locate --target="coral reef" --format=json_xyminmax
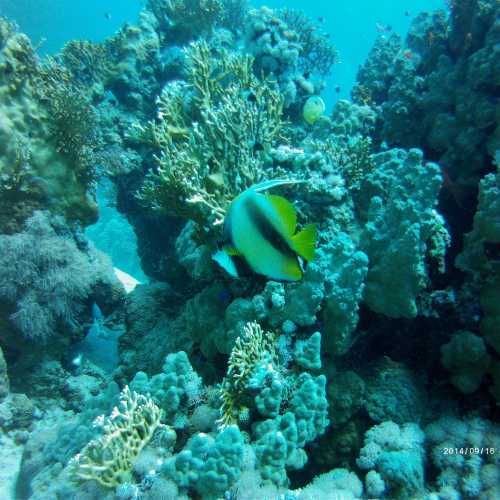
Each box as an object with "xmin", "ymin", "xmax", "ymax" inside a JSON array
[
  {"xmin": 244, "ymin": 6, "xmax": 335, "ymax": 106},
  {"xmin": 357, "ymin": 421, "xmax": 426, "ymax": 498},
  {"xmin": 0, "ymin": 346, "xmax": 8, "ymax": 400},
  {"xmin": 1, "ymin": 0, "xmax": 499, "ymax": 499},
  {"xmin": 353, "ymin": 1, "xmax": 499, "ymax": 186},
  {"xmin": 130, "ymin": 351, "xmax": 202, "ymax": 429},
  {"xmin": 425, "ymin": 416, "xmax": 500, "ymax": 499}
]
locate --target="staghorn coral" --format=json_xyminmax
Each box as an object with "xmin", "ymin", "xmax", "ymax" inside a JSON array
[
  {"xmin": 218, "ymin": 321, "xmax": 277, "ymax": 428},
  {"xmin": 69, "ymin": 386, "xmax": 172, "ymax": 488},
  {"xmin": 139, "ymin": 40, "xmax": 285, "ymax": 235}
]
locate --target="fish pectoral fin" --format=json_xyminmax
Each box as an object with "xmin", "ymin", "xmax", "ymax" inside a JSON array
[
  {"xmin": 266, "ymin": 194, "xmax": 297, "ymax": 235},
  {"xmin": 212, "ymin": 249, "xmax": 239, "ymax": 278},
  {"xmin": 290, "ymin": 223, "xmax": 317, "ymax": 262},
  {"xmin": 223, "ymin": 245, "xmax": 242, "ymax": 257}
]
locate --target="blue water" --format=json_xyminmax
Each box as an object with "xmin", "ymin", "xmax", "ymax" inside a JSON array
[{"xmin": 0, "ymin": 0, "xmax": 445, "ymax": 106}]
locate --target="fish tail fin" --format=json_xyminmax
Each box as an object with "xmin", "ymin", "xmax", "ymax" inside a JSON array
[{"xmin": 291, "ymin": 223, "xmax": 317, "ymax": 262}]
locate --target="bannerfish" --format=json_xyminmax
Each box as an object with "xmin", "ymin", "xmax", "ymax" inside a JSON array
[{"xmin": 213, "ymin": 179, "xmax": 317, "ymax": 282}]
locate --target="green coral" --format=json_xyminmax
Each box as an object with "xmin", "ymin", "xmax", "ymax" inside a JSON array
[
  {"xmin": 320, "ymin": 135, "xmax": 374, "ymax": 191},
  {"xmin": 139, "ymin": 41, "xmax": 285, "ymax": 235},
  {"xmin": 59, "ymin": 39, "xmax": 118, "ymax": 88},
  {"xmin": 34, "ymin": 59, "xmax": 97, "ymax": 182},
  {"xmin": 69, "ymin": 386, "xmax": 172, "ymax": 488}
]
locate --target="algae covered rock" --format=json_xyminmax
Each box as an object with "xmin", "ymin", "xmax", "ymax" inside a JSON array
[
  {"xmin": 441, "ymin": 330, "xmax": 491, "ymax": 394},
  {"xmin": 0, "ymin": 18, "xmax": 100, "ymax": 232}
]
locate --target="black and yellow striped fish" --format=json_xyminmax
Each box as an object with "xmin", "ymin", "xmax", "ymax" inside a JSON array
[{"xmin": 213, "ymin": 180, "xmax": 317, "ymax": 281}]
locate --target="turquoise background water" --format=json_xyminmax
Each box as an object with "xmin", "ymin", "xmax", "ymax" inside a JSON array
[{"xmin": 1, "ymin": 0, "xmax": 445, "ymax": 101}]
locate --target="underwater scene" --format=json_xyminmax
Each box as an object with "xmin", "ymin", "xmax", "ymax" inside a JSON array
[{"xmin": 0, "ymin": 0, "xmax": 499, "ymax": 498}]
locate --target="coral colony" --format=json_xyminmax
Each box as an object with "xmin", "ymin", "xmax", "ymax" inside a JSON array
[{"xmin": 0, "ymin": 0, "xmax": 499, "ymax": 499}]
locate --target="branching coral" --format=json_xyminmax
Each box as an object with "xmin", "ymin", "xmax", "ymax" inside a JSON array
[
  {"xmin": 319, "ymin": 136, "xmax": 374, "ymax": 191},
  {"xmin": 218, "ymin": 321, "xmax": 277, "ymax": 428},
  {"xmin": 34, "ymin": 59, "xmax": 98, "ymax": 184},
  {"xmin": 59, "ymin": 39, "xmax": 120, "ymax": 88},
  {"xmin": 139, "ymin": 41, "xmax": 285, "ymax": 234},
  {"xmin": 69, "ymin": 386, "xmax": 171, "ymax": 488},
  {"xmin": 0, "ymin": 19, "xmax": 99, "ymax": 229},
  {"xmin": 278, "ymin": 9, "xmax": 338, "ymax": 77},
  {"xmin": 147, "ymin": 0, "xmax": 224, "ymax": 40}
]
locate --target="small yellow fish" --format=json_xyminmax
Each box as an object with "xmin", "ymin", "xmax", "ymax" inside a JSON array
[
  {"xmin": 213, "ymin": 180, "xmax": 317, "ymax": 281},
  {"xmin": 303, "ymin": 95, "xmax": 325, "ymax": 125}
]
